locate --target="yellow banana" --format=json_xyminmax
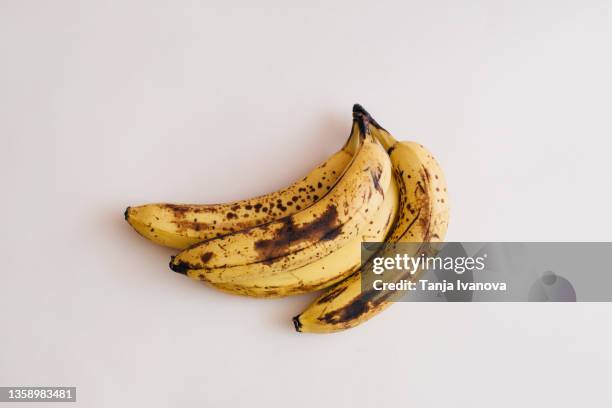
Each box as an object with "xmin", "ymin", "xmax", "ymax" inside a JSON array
[
  {"xmin": 125, "ymin": 130, "xmax": 360, "ymax": 249},
  {"xmin": 188, "ymin": 176, "xmax": 398, "ymax": 297},
  {"xmin": 170, "ymin": 108, "xmax": 393, "ymax": 278},
  {"xmin": 293, "ymin": 108, "xmax": 449, "ymax": 333}
]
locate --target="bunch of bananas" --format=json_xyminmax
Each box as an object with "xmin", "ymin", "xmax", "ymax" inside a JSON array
[{"xmin": 125, "ymin": 105, "xmax": 449, "ymax": 333}]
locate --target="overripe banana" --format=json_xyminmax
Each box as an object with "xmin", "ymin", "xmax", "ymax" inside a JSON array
[
  {"xmin": 125, "ymin": 130, "xmax": 360, "ymax": 249},
  {"xmin": 124, "ymin": 103, "xmax": 450, "ymax": 334},
  {"xmin": 170, "ymin": 109, "xmax": 393, "ymax": 278},
  {"xmin": 188, "ymin": 174, "xmax": 398, "ymax": 297},
  {"xmin": 293, "ymin": 107, "xmax": 449, "ymax": 333}
]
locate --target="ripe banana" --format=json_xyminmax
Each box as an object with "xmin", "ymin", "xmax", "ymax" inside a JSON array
[
  {"xmin": 124, "ymin": 130, "xmax": 360, "ymax": 249},
  {"xmin": 293, "ymin": 107, "xmax": 450, "ymax": 333},
  {"xmin": 170, "ymin": 109, "xmax": 393, "ymax": 279},
  {"xmin": 188, "ymin": 174, "xmax": 398, "ymax": 297}
]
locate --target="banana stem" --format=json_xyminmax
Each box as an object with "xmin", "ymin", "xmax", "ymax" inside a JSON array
[
  {"xmin": 373, "ymin": 127, "xmax": 397, "ymax": 151},
  {"xmin": 342, "ymin": 123, "xmax": 362, "ymax": 155}
]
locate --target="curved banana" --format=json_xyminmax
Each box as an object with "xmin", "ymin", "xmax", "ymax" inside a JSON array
[
  {"xmin": 170, "ymin": 108, "xmax": 393, "ymax": 278},
  {"xmin": 124, "ymin": 130, "xmax": 361, "ymax": 249},
  {"xmin": 190, "ymin": 176, "xmax": 398, "ymax": 297},
  {"xmin": 293, "ymin": 108, "xmax": 449, "ymax": 333}
]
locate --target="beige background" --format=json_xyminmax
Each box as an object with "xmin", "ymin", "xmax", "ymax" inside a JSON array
[{"xmin": 2, "ymin": 1, "xmax": 611, "ymax": 407}]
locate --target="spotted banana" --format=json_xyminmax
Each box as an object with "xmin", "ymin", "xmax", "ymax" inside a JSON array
[
  {"xmin": 125, "ymin": 130, "xmax": 360, "ymax": 249},
  {"xmin": 187, "ymin": 172, "xmax": 398, "ymax": 297},
  {"xmin": 293, "ymin": 107, "xmax": 449, "ymax": 333},
  {"xmin": 170, "ymin": 108, "xmax": 393, "ymax": 279}
]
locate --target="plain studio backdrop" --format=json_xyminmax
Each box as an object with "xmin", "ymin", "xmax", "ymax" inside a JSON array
[{"xmin": 1, "ymin": 1, "xmax": 611, "ymax": 407}]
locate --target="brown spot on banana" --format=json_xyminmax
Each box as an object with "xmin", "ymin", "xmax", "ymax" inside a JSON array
[
  {"xmin": 370, "ymin": 166, "xmax": 385, "ymax": 198},
  {"xmin": 316, "ymin": 284, "xmax": 349, "ymax": 305},
  {"xmin": 172, "ymin": 219, "xmax": 212, "ymax": 232},
  {"xmin": 422, "ymin": 165, "xmax": 431, "ymax": 182},
  {"xmin": 254, "ymin": 204, "xmax": 342, "ymax": 264},
  {"xmin": 318, "ymin": 289, "xmax": 391, "ymax": 325},
  {"xmin": 163, "ymin": 204, "xmax": 192, "ymax": 217}
]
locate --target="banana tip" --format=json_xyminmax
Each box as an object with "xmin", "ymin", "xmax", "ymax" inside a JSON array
[
  {"xmin": 124, "ymin": 206, "xmax": 130, "ymax": 221},
  {"xmin": 169, "ymin": 256, "xmax": 188, "ymax": 275},
  {"xmin": 292, "ymin": 315, "xmax": 303, "ymax": 332}
]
